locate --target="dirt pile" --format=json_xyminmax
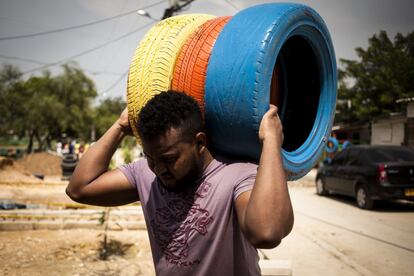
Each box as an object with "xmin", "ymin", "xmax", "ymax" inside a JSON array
[
  {"xmin": 17, "ymin": 152, "xmax": 62, "ymax": 175},
  {"xmin": 0, "ymin": 157, "xmax": 41, "ymax": 183},
  {"xmin": 0, "ymin": 229, "xmax": 155, "ymax": 276},
  {"xmin": 0, "ymin": 157, "xmax": 14, "ymax": 169}
]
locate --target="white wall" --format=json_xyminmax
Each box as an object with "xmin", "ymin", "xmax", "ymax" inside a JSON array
[
  {"xmin": 371, "ymin": 117, "xmax": 406, "ymax": 145},
  {"xmin": 407, "ymin": 102, "xmax": 414, "ymax": 118}
]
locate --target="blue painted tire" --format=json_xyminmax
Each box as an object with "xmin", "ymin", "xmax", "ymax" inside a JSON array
[
  {"xmin": 325, "ymin": 137, "xmax": 339, "ymax": 153},
  {"xmin": 342, "ymin": 140, "xmax": 352, "ymax": 150},
  {"xmin": 205, "ymin": 3, "xmax": 337, "ymax": 180}
]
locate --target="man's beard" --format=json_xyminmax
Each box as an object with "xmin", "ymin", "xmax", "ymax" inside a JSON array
[{"xmin": 158, "ymin": 156, "xmax": 202, "ymax": 193}]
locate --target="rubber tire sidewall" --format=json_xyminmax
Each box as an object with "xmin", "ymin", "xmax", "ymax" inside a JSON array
[
  {"xmin": 205, "ymin": 3, "xmax": 337, "ymax": 180},
  {"xmin": 127, "ymin": 14, "xmax": 215, "ymax": 141},
  {"xmin": 172, "ymin": 16, "xmax": 231, "ymax": 112},
  {"xmin": 326, "ymin": 137, "xmax": 339, "ymax": 153},
  {"xmin": 61, "ymin": 162, "xmax": 77, "ymax": 172}
]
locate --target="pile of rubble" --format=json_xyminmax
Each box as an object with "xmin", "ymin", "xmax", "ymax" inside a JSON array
[{"xmin": 0, "ymin": 157, "xmax": 41, "ymax": 184}]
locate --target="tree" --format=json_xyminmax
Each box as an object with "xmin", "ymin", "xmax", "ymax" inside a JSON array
[
  {"xmin": 23, "ymin": 63, "xmax": 97, "ymax": 151},
  {"xmin": 0, "ymin": 65, "xmax": 26, "ymax": 137},
  {"xmin": 93, "ymin": 97, "xmax": 126, "ymax": 139},
  {"xmin": 0, "ymin": 62, "xmax": 97, "ymax": 152},
  {"xmin": 336, "ymin": 30, "xmax": 414, "ymax": 124},
  {"xmin": 24, "ymin": 72, "xmax": 62, "ymax": 152}
]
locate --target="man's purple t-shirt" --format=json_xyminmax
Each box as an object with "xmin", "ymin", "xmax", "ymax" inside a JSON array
[{"xmin": 119, "ymin": 157, "xmax": 260, "ymax": 276}]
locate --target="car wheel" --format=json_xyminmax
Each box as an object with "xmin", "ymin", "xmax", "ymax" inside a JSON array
[
  {"xmin": 316, "ymin": 178, "xmax": 327, "ymax": 196},
  {"xmin": 356, "ymin": 185, "xmax": 374, "ymax": 209}
]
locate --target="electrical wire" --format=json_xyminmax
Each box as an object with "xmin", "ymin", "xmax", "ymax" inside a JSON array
[
  {"xmin": 0, "ymin": 0, "xmax": 167, "ymax": 41},
  {"xmin": 102, "ymin": 0, "xmax": 198, "ymax": 96},
  {"xmin": 223, "ymin": 0, "xmax": 240, "ymax": 11},
  {"xmin": 0, "ymin": 52, "xmax": 128, "ymax": 98},
  {"xmin": 21, "ymin": 21, "xmax": 154, "ymax": 75},
  {"xmin": 0, "ymin": 54, "xmax": 124, "ymax": 76},
  {"xmin": 0, "ymin": 54, "xmax": 46, "ymax": 65},
  {"xmin": 97, "ymin": 0, "xmax": 129, "ymax": 70},
  {"xmin": 100, "ymin": 71, "xmax": 128, "ymax": 96}
]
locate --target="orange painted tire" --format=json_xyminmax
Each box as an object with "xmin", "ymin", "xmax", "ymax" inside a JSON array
[
  {"xmin": 127, "ymin": 14, "xmax": 214, "ymax": 142},
  {"xmin": 172, "ymin": 16, "xmax": 231, "ymax": 112}
]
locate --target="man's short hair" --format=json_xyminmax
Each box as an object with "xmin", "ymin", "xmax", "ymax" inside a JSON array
[{"xmin": 137, "ymin": 91, "xmax": 203, "ymax": 142}]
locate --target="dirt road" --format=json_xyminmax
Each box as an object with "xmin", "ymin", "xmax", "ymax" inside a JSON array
[
  {"xmin": 1, "ymin": 173, "xmax": 413, "ymax": 275},
  {"xmin": 0, "ymin": 229, "xmax": 155, "ymax": 276},
  {"xmin": 263, "ymin": 185, "xmax": 414, "ymax": 276}
]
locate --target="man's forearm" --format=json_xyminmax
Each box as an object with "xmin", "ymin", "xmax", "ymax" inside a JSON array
[
  {"xmin": 67, "ymin": 121, "xmax": 126, "ymax": 195},
  {"xmin": 244, "ymin": 139, "xmax": 294, "ymax": 246}
]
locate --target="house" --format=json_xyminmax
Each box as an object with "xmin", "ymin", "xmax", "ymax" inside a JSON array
[
  {"xmin": 332, "ymin": 97, "xmax": 414, "ymax": 148},
  {"xmin": 371, "ymin": 98, "xmax": 414, "ymax": 147}
]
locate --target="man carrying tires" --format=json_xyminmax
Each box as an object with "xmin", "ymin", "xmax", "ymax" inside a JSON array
[{"xmin": 66, "ymin": 91, "xmax": 294, "ymax": 276}]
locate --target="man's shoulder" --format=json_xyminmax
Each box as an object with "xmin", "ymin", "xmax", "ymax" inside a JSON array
[
  {"xmin": 210, "ymin": 157, "xmax": 257, "ymax": 197},
  {"xmin": 119, "ymin": 158, "xmax": 153, "ymax": 177},
  {"xmin": 213, "ymin": 156, "xmax": 258, "ymax": 177}
]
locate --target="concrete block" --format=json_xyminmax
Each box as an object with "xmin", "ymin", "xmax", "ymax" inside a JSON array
[
  {"xmin": 0, "ymin": 221, "xmax": 34, "ymax": 231},
  {"xmin": 259, "ymin": 260, "xmax": 292, "ymax": 276},
  {"xmin": 108, "ymin": 221, "xmax": 147, "ymax": 230}
]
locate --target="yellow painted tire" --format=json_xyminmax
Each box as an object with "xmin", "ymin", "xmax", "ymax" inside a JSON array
[{"xmin": 127, "ymin": 14, "xmax": 215, "ymax": 140}]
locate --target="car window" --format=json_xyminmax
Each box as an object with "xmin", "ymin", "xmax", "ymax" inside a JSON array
[
  {"xmin": 366, "ymin": 147, "xmax": 414, "ymax": 162},
  {"xmin": 331, "ymin": 150, "xmax": 348, "ymax": 165},
  {"xmin": 345, "ymin": 149, "xmax": 360, "ymax": 166}
]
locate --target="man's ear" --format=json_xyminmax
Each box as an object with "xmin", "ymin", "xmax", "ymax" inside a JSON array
[{"xmin": 195, "ymin": 132, "xmax": 207, "ymax": 152}]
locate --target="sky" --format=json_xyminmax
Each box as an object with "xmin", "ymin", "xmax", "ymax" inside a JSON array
[{"xmin": 0, "ymin": 0, "xmax": 413, "ymax": 100}]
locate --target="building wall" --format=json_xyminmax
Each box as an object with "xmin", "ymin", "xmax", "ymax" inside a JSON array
[
  {"xmin": 407, "ymin": 102, "xmax": 414, "ymax": 118},
  {"xmin": 406, "ymin": 118, "xmax": 414, "ymax": 148},
  {"xmin": 332, "ymin": 123, "xmax": 370, "ymax": 145},
  {"xmin": 371, "ymin": 117, "xmax": 406, "ymax": 145}
]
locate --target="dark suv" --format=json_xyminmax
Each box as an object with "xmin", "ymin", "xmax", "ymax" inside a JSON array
[{"xmin": 316, "ymin": 145, "xmax": 414, "ymax": 209}]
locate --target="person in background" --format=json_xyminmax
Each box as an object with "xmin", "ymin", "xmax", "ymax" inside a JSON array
[
  {"xmin": 56, "ymin": 140, "xmax": 62, "ymax": 156},
  {"xmin": 78, "ymin": 144, "xmax": 85, "ymax": 159},
  {"xmin": 68, "ymin": 141, "xmax": 75, "ymax": 155}
]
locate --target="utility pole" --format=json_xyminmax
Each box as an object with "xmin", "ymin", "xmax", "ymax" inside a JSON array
[{"xmin": 162, "ymin": 0, "xmax": 196, "ymax": 19}]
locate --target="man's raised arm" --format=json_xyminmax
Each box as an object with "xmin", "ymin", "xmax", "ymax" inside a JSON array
[
  {"xmin": 66, "ymin": 108, "xmax": 139, "ymax": 206},
  {"xmin": 235, "ymin": 105, "xmax": 294, "ymax": 248}
]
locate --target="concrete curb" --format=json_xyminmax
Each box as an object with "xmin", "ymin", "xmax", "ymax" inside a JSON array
[
  {"xmin": 0, "ymin": 208, "xmax": 146, "ymax": 231},
  {"xmin": 259, "ymin": 260, "xmax": 292, "ymax": 276}
]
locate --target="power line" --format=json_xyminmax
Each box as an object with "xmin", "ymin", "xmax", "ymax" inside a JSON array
[
  {"xmin": 223, "ymin": 0, "xmax": 240, "ymax": 11},
  {"xmin": 100, "ymin": 71, "xmax": 128, "ymax": 96},
  {"xmin": 97, "ymin": 0, "xmax": 129, "ymax": 71},
  {"xmin": 0, "ymin": 0, "xmax": 166, "ymax": 41},
  {"xmin": 86, "ymin": 70, "xmax": 125, "ymax": 76},
  {"xmin": 0, "ymin": 54, "xmax": 125, "ymax": 76},
  {"xmin": 22, "ymin": 21, "xmax": 154, "ymax": 75},
  {"xmin": 100, "ymin": 0, "xmax": 196, "ymax": 96},
  {"xmin": 100, "ymin": 1, "xmax": 195, "ymax": 97},
  {"xmin": 0, "ymin": 54, "xmax": 46, "ymax": 65}
]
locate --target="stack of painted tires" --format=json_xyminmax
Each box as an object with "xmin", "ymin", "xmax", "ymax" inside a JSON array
[
  {"xmin": 127, "ymin": 3, "xmax": 337, "ymax": 180},
  {"xmin": 61, "ymin": 154, "xmax": 78, "ymax": 180}
]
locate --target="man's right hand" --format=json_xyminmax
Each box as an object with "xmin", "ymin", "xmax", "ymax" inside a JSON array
[{"xmin": 117, "ymin": 107, "xmax": 133, "ymax": 136}]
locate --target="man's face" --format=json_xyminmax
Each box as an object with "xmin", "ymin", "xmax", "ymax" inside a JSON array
[{"xmin": 142, "ymin": 127, "xmax": 202, "ymax": 190}]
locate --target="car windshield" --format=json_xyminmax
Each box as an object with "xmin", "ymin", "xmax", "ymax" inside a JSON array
[{"xmin": 366, "ymin": 148, "xmax": 414, "ymax": 162}]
